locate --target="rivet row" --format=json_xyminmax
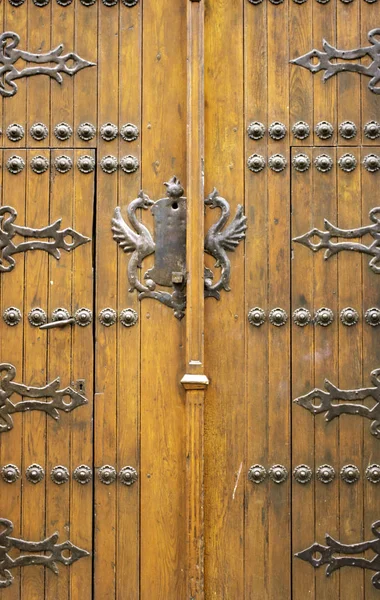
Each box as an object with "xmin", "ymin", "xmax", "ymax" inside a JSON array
[
  {"xmin": 1, "ymin": 464, "xmax": 138, "ymax": 485},
  {"xmin": 2, "ymin": 122, "xmax": 139, "ymax": 143},
  {"xmin": 247, "ymin": 153, "xmax": 380, "ymax": 173},
  {"xmin": 4, "ymin": 155, "xmax": 139, "ymax": 175},
  {"xmin": 248, "ymin": 307, "xmax": 380, "ymax": 327},
  {"xmin": 9, "ymin": 0, "xmax": 138, "ymax": 6},
  {"xmin": 248, "ymin": 464, "xmax": 380, "ymax": 484},
  {"xmin": 247, "ymin": 120, "xmax": 380, "ymax": 140}
]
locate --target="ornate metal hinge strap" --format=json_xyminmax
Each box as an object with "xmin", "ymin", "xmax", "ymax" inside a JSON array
[
  {"xmin": 293, "ymin": 208, "xmax": 380, "ymax": 274},
  {"xmin": 0, "ymin": 518, "xmax": 89, "ymax": 589},
  {"xmin": 0, "ymin": 206, "xmax": 90, "ymax": 273},
  {"xmin": 291, "ymin": 28, "xmax": 380, "ymax": 95},
  {"xmin": 0, "ymin": 32, "xmax": 95, "ymax": 98},
  {"xmin": 294, "ymin": 368, "xmax": 380, "ymax": 438},
  {"xmin": 112, "ymin": 177, "xmax": 246, "ymax": 319},
  {"xmin": 296, "ymin": 520, "xmax": 380, "ymax": 590},
  {"xmin": 0, "ymin": 363, "xmax": 88, "ymax": 433}
]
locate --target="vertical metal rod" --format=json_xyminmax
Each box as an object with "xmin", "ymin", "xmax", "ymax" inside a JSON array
[{"xmin": 181, "ymin": 1, "xmax": 208, "ymax": 598}]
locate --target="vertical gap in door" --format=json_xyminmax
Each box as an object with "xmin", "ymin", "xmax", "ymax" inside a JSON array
[
  {"xmin": 242, "ymin": 1, "xmax": 247, "ymax": 598},
  {"xmin": 289, "ymin": 149, "xmax": 293, "ymax": 600},
  {"xmin": 139, "ymin": 2, "xmax": 144, "ymax": 598},
  {"xmin": 91, "ymin": 149, "xmax": 98, "ymax": 600}
]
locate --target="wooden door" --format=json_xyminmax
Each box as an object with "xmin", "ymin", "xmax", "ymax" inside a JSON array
[{"xmin": 0, "ymin": 1, "xmax": 379, "ymax": 599}]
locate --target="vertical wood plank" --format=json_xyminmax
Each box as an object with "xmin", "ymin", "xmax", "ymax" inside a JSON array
[
  {"xmin": 116, "ymin": 4, "xmax": 142, "ymax": 599},
  {"xmin": 337, "ymin": 145, "xmax": 363, "ymax": 600},
  {"xmin": 3, "ymin": 1, "xmax": 25, "ymax": 151},
  {"xmin": 21, "ymin": 149, "xmax": 49, "ymax": 600},
  {"xmin": 204, "ymin": 0, "xmax": 245, "ymax": 597},
  {"xmin": 244, "ymin": 1, "xmax": 269, "ymax": 597},
  {"xmin": 361, "ymin": 5, "xmax": 380, "ymax": 148},
  {"xmin": 140, "ymin": 0, "xmax": 187, "ymax": 597}
]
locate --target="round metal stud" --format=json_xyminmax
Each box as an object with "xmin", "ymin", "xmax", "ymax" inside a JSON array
[
  {"xmin": 316, "ymin": 0, "xmax": 330, "ymax": 4},
  {"xmin": 340, "ymin": 464, "xmax": 360, "ymax": 484},
  {"xmin": 99, "ymin": 308, "xmax": 117, "ymax": 327},
  {"xmin": 366, "ymin": 464, "xmax": 380, "ymax": 484},
  {"xmin": 338, "ymin": 153, "xmax": 357, "ymax": 173},
  {"xmin": 100, "ymin": 122, "xmax": 118, "ymax": 141},
  {"xmin": 1, "ymin": 464, "xmax": 20, "ymax": 484},
  {"xmin": 9, "ymin": 0, "xmax": 26, "ymax": 5},
  {"xmin": 119, "ymin": 466, "xmax": 138, "ymax": 486},
  {"xmin": 316, "ymin": 464, "xmax": 335, "ymax": 484},
  {"xmin": 54, "ymin": 155, "xmax": 73, "ymax": 174},
  {"xmin": 57, "ymin": 0, "xmax": 73, "ymax": 5},
  {"xmin": 77, "ymin": 155, "xmax": 95, "ymax": 174},
  {"xmin": 122, "ymin": 0, "xmax": 139, "ymax": 5},
  {"xmin": 293, "ymin": 464, "xmax": 312, "ymax": 484},
  {"xmin": 100, "ymin": 155, "xmax": 118, "ymax": 174},
  {"xmin": 339, "ymin": 121, "xmax": 357, "ymax": 140},
  {"xmin": 6, "ymin": 123, "xmax": 24, "ymax": 142},
  {"xmin": 269, "ymin": 0, "xmax": 283, "ymax": 4},
  {"xmin": 247, "ymin": 121, "xmax": 265, "ymax": 140},
  {"xmin": 247, "ymin": 154, "xmax": 266, "ymax": 173},
  {"xmin": 73, "ymin": 465, "xmax": 92, "ymax": 485},
  {"xmin": 248, "ymin": 464, "xmax": 267, "ymax": 484},
  {"xmin": 314, "ymin": 154, "xmax": 333, "ymax": 173},
  {"xmin": 268, "ymin": 122, "xmax": 287, "ymax": 141},
  {"xmin": 364, "ymin": 0, "xmax": 377, "ymax": 3},
  {"xmin": 268, "ymin": 154, "xmax": 287, "ymax": 173},
  {"xmin": 364, "ymin": 121, "xmax": 380, "ymax": 140},
  {"xmin": 269, "ymin": 307, "xmax": 288, "ymax": 327},
  {"xmin": 365, "ymin": 307, "xmax": 380, "ymax": 327},
  {"xmin": 51, "ymin": 465, "xmax": 69, "ymax": 485},
  {"xmin": 28, "ymin": 307, "xmax": 47, "ymax": 327},
  {"xmin": 315, "ymin": 307, "xmax": 334, "ymax": 327},
  {"xmin": 30, "ymin": 123, "xmax": 48, "ymax": 142},
  {"xmin": 98, "ymin": 465, "xmax": 117, "ymax": 485},
  {"xmin": 363, "ymin": 154, "xmax": 380, "ymax": 173},
  {"xmin": 292, "ymin": 121, "xmax": 310, "ymax": 140},
  {"xmin": 54, "ymin": 122, "xmax": 73, "ymax": 141},
  {"xmin": 77, "ymin": 122, "xmax": 96, "ymax": 141},
  {"xmin": 292, "ymin": 307, "xmax": 312, "ymax": 327},
  {"xmin": 52, "ymin": 308, "xmax": 71, "ymax": 323},
  {"xmin": 120, "ymin": 155, "xmax": 139, "ymax": 174},
  {"xmin": 315, "ymin": 121, "xmax": 334, "ymax": 140},
  {"xmin": 340, "ymin": 307, "xmax": 359, "ymax": 326},
  {"xmin": 74, "ymin": 308, "xmax": 92, "ymax": 327},
  {"xmin": 293, "ymin": 0, "xmax": 307, "ymax": 4},
  {"xmin": 26, "ymin": 464, "xmax": 45, "ymax": 484},
  {"xmin": 268, "ymin": 464, "xmax": 288, "ymax": 484},
  {"xmin": 33, "ymin": 0, "xmax": 50, "ymax": 6},
  {"xmin": 30, "ymin": 155, "xmax": 49, "ymax": 175},
  {"xmin": 247, "ymin": 307, "xmax": 266, "ymax": 327},
  {"xmin": 292, "ymin": 153, "xmax": 311, "ymax": 172},
  {"xmin": 6, "ymin": 155, "xmax": 25, "ymax": 175},
  {"xmin": 103, "ymin": 0, "xmax": 118, "ymax": 5},
  {"xmin": 120, "ymin": 123, "xmax": 139, "ymax": 142},
  {"xmin": 120, "ymin": 308, "xmax": 138, "ymax": 328},
  {"xmin": 3, "ymin": 307, "xmax": 22, "ymax": 327},
  {"xmin": 81, "ymin": 0, "xmax": 96, "ymax": 4}
]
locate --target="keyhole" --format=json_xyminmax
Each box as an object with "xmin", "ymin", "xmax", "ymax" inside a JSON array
[{"xmin": 172, "ymin": 202, "xmax": 179, "ymax": 210}]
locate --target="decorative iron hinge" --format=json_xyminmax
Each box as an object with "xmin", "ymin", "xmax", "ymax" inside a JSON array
[
  {"xmin": 0, "ymin": 31, "xmax": 95, "ymax": 98},
  {"xmin": 112, "ymin": 177, "xmax": 246, "ymax": 319},
  {"xmin": 0, "ymin": 363, "xmax": 88, "ymax": 433},
  {"xmin": 296, "ymin": 520, "xmax": 380, "ymax": 591},
  {"xmin": 291, "ymin": 28, "xmax": 380, "ymax": 95},
  {"xmin": 294, "ymin": 368, "xmax": 380, "ymax": 439},
  {"xmin": 293, "ymin": 208, "xmax": 380, "ymax": 274},
  {"xmin": 0, "ymin": 518, "xmax": 89, "ymax": 589},
  {"xmin": 0, "ymin": 206, "xmax": 90, "ymax": 273}
]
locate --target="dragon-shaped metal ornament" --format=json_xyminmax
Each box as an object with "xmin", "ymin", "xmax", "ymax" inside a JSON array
[
  {"xmin": 0, "ymin": 206, "xmax": 90, "ymax": 273},
  {"xmin": 0, "ymin": 363, "xmax": 88, "ymax": 434},
  {"xmin": 0, "ymin": 518, "xmax": 89, "ymax": 589},
  {"xmin": 291, "ymin": 28, "xmax": 380, "ymax": 95},
  {"xmin": 0, "ymin": 31, "xmax": 95, "ymax": 98},
  {"xmin": 111, "ymin": 177, "xmax": 247, "ymax": 319}
]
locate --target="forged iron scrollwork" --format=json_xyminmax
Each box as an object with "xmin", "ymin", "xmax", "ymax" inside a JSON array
[
  {"xmin": 0, "ymin": 32, "xmax": 95, "ymax": 98},
  {"xmin": 0, "ymin": 518, "xmax": 89, "ymax": 588},
  {"xmin": 291, "ymin": 28, "xmax": 380, "ymax": 95},
  {"xmin": 293, "ymin": 208, "xmax": 380, "ymax": 274},
  {"xmin": 296, "ymin": 520, "xmax": 380, "ymax": 590},
  {"xmin": 0, "ymin": 206, "xmax": 90, "ymax": 273},
  {"xmin": 294, "ymin": 368, "xmax": 380, "ymax": 439},
  {"xmin": 0, "ymin": 363, "xmax": 88, "ymax": 433},
  {"xmin": 112, "ymin": 178, "xmax": 247, "ymax": 319}
]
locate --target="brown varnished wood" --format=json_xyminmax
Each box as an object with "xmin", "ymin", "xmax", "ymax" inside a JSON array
[
  {"xmin": 116, "ymin": 4, "xmax": 142, "ymax": 599},
  {"xmin": 140, "ymin": 1, "xmax": 187, "ymax": 597},
  {"xmin": 244, "ymin": 2, "xmax": 269, "ymax": 596},
  {"xmin": 3, "ymin": 1, "xmax": 25, "ymax": 151},
  {"xmin": 204, "ymin": 1, "xmax": 245, "ymax": 597}
]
